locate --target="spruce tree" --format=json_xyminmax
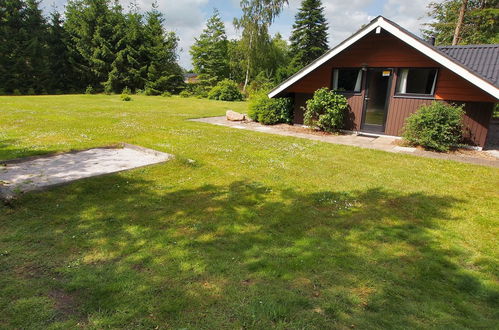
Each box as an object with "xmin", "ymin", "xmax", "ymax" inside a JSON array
[
  {"xmin": 104, "ymin": 10, "xmax": 147, "ymax": 93},
  {"xmin": 23, "ymin": 0, "xmax": 50, "ymax": 93},
  {"xmin": 289, "ymin": 0, "xmax": 328, "ymax": 69},
  {"xmin": 64, "ymin": 0, "xmax": 118, "ymax": 91},
  {"xmin": 0, "ymin": 0, "xmax": 26, "ymax": 93},
  {"xmin": 0, "ymin": 0, "xmax": 49, "ymax": 93},
  {"xmin": 190, "ymin": 9, "xmax": 229, "ymax": 86},
  {"xmin": 143, "ymin": 4, "xmax": 183, "ymax": 95},
  {"xmin": 47, "ymin": 10, "xmax": 73, "ymax": 92}
]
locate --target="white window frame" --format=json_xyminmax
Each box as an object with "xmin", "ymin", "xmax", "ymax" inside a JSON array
[{"xmin": 332, "ymin": 68, "xmax": 363, "ymax": 93}]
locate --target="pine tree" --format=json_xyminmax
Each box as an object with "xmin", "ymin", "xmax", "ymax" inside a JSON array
[
  {"xmin": 289, "ymin": 0, "xmax": 328, "ymax": 69},
  {"xmin": 64, "ymin": 0, "xmax": 119, "ymax": 91},
  {"xmin": 23, "ymin": 0, "xmax": 50, "ymax": 93},
  {"xmin": 104, "ymin": 9, "xmax": 147, "ymax": 93},
  {"xmin": 0, "ymin": 0, "xmax": 50, "ymax": 93},
  {"xmin": 0, "ymin": 0, "xmax": 26, "ymax": 93},
  {"xmin": 47, "ymin": 10, "xmax": 73, "ymax": 92},
  {"xmin": 190, "ymin": 9, "xmax": 229, "ymax": 86},
  {"xmin": 143, "ymin": 3, "xmax": 183, "ymax": 95}
]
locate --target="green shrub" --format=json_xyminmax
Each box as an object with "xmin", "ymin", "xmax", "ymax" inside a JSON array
[
  {"xmin": 246, "ymin": 72, "xmax": 274, "ymax": 97},
  {"xmin": 179, "ymin": 90, "xmax": 192, "ymax": 98},
  {"xmin": 85, "ymin": 85, "xmax": 95, "ymax": 95},
  {"xmin": 145, "ymin": 87, "xmax": 157, "ymax": 96},
  {"xmin": 184, "ymin": 82, "xmax": 210, "ymax": 98},
  {"xmin": 304, "ymin": 88, "xmax": 348, "ymax": 132},
  {"xmin": 248, "ymin": 91, "xmax": 293, "ymax": 125},
  {"xmin": 403, "ymin": 101, "xmax": 464, "ymax": 152},
  {"xmin": 136, "ymin": 89, "xmax": 145, "ymax": 95},
  {"xmin": 13, "ymin": 89, "xmax": 22, "ymax": 96},
  {"xmin": 208, "ymin": 79, "xmax": 244, "ymax": 101},
  {"xmin": 122, "ymin": 86, "xmax": 132, "ymax": 95},
  {"xmin": 0, "ymin": 88, "xmax": 6, "ymax": 95},
  {"xmin": 120, "ymin": 94, "xmax": 132, "ymax": 101},
  {"xmin": 26, "ymin": 88, "xmax": 35, "ymax": 95},
  {"xmin": 161, "ymin": 91, "xmax": 172, "ymax": 97}
]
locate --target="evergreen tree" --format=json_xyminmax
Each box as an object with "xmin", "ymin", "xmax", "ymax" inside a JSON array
[
  {"xmin": 190, "ymin": 9, "xmax": 229, "ymax": 86},
  {"xmin": 424, "ymin": 0, "xmax": 499, "ymax": 45},
  {"xmin": 47, "ymin": 10, "xmax": 73, "ymax": 92},
  {"xmin": 143, "ymin": 4, "xmax": 183, "ymax": 95},
  {"xmin": 0, "ymin": 0, "xmax": 49, "ymax": 93},
  {"xmin": 289, "ymin": 0, "xmax": 328, "ymax": 70},
  {"xmin": 0, "ymin": 0, "xmax": 26, "ymax": 93},
  {"xmin": 103, "ymin": 2, "xmax": 148, "ymax": 93},
  {"xmin": 64, "ymin": 0, "xmax": 119, "ymax": 91},
  {"xmin": 22, "ymin": 0, "xmax": 50, "ymax": 93}
]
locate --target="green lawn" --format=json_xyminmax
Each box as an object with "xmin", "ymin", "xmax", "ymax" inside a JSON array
[{"xmin": 1, "ymin": 95, "xmax": 498, "ymax": 329}]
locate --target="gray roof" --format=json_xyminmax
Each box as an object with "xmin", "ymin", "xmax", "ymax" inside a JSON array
[{"xmin": 437, "ymin": 44, "xmax": 499, "ymax": 87}]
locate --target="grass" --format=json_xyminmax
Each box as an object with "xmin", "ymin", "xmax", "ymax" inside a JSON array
[{"xmin": 0, "ymin": 94, "xmax": 498, "ymax": 329}]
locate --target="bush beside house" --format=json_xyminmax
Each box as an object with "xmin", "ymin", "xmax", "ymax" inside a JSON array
[
  {"xmin": 248, "ymin": 91, "xmax": 293, "ymax": 125},
  {"xmin": 304, "ymin": 88, "xmax": 348, "ymax": 132},
  {"xmin": 403, "ymin": 101, "xmax": 464, "ymax": 152}
]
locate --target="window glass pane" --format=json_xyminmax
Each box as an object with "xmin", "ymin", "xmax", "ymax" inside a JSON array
[
  {"xmin": 334, "ymin": 69, "xmax": 362, "ymax": 92},
  {"xmin": 396, "ymin": 68, "xmax": 437, "ymax": 95}
]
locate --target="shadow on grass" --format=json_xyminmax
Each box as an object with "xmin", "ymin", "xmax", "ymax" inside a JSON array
[
  {"xmin": 0, "ymin": 138, "xmax": 56, "ymax": 162},
  {"xmin": 1, "ymin": 175, "xmax": 497, "ymax": 328}
]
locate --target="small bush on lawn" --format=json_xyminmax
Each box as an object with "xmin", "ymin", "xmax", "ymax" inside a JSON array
[
  {"xmin": 85, "ymin": 85, "xmax": 95, "ymax": 94},
  {"xmin": 13, "ymin": 89, "xmax": 22, "ymax": 96},
  {"xmin": 179, "ymin": 90, "xmax": 192, "ymax": 98},
  {"xmin": 122, "ymin": 86, "xmax": 132, "ymax": 95},
  {"xmin": 120, "ymin": 94, "xmax": 132, "ymax": 101},
  {"xmin": 248, "ymin": 91, "xmax": 293, "ymax": 125},
  {"xmin": 304, "ymin": 88, "xmax": 348, "ymax": 132},
  {"xmin": 208, "ymin": 79, "xmax": 244, "ymax": 101},
  {"xmin": 403, "ymin": 101, "xmax": 464, "ymax": 152},
  {"xmin": 161, "ymin": 91, "xmax": 172, "ymax": 97}
]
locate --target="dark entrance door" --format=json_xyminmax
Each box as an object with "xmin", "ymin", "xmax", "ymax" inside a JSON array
[{"xmin": 361, "ymin": 68, "xmax": 392, "ymax": 133}]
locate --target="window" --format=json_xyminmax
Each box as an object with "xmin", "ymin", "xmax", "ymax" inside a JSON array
[
  {"xmin": 332, "ymin": 69, "xmax": 362, "ymax": 93},
  {"xmin": 396, "ymin": 68, "xmax": 438, "ymax": 96}
]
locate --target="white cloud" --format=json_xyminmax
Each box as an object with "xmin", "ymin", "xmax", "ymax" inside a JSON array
[{"xmin": 382, "ymin": 0, "xmax": 435, "ymax": 36}]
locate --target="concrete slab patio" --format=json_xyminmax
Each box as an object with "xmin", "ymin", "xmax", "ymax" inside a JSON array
[
  {"xmin": 0, "ymin": 144, "xmax": 172, "ymax": 200},
  {"xmin": 192, "ymin": 116, "xmax": 499, "ymax": 168}
]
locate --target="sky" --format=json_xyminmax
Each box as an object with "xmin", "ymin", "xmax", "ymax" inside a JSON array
[{"xmin": 39, "ymin": 0, "xmax": 438, "ymax": 69}]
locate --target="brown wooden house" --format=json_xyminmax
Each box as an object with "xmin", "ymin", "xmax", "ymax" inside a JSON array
[{"xmin": 269, "ymin": 16, "xmax": 499, "ymax": 147}]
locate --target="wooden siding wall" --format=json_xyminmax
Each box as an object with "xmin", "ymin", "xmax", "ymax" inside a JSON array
[
  {"xmin": 459, "ymin": 102, "xmax": 494, "ymax": 146},
  {"xmin": 436, "ymin": 70, "xmax": 496, "ymax": 103},
  {"xmin": 385, "ymin": 98, "xmax": 433, "ymax": 136}
]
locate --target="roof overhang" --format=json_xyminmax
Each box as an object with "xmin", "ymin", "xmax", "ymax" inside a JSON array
[{"xmin": 268, "ymin": 16, "xmax": 499, "ymax": 100}]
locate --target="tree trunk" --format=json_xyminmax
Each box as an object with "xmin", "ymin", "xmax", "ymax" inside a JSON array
[
  {"xmin": 243, "ymin": 31, "xmax": 253, "ymax": 92},
  {"xmin": 452, "ymin": 0, "xmax": 468, "ymax": 45}
]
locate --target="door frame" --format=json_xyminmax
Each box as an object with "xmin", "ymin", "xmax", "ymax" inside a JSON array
[{"xmin": 360, "ymin": 68, "xmax": 393, "ymax": 133}]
